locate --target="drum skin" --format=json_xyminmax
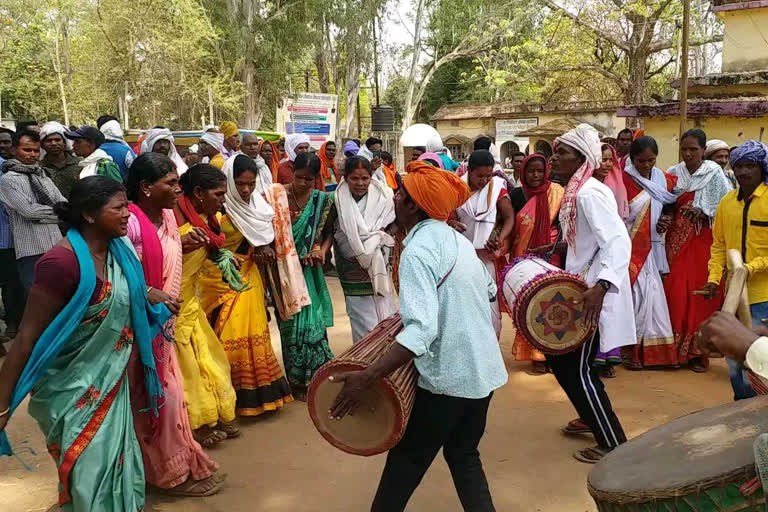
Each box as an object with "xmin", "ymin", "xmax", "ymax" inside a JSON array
[
  {"xmin": 502, "ymin": 257, "xmax": 594, "ymax": 355},
  {"xmin": 589, "ymin": 397, "xmax": 768, "ymax": 511},
  {"xmin": 307, "ymin": 314, "xmax": 418, "ymax": 456}
]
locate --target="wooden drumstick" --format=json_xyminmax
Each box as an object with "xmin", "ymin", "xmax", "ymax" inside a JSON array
[{"xmin": 722, "ymin": 249, "xmax": 752, "ymax": 328}]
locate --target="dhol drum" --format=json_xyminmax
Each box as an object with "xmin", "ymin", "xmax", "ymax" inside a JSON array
[
  {"xmin": 501, "ymin": 256, "xmax": 594, "ymax": 355},
  {"xmin": 589, "ymin": 397, "xmax": 768, "ymax": 511},
  {"xmin": 308, "ymin": 314, "xmax": 418, "ymax": 456}
]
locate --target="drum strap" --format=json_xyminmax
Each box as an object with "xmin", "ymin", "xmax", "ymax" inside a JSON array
[{"xmin": 437, "ymin": 232, "xmax": 459, "ymax": 290}]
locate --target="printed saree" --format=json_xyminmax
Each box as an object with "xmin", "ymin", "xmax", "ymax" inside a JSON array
[
  {"xmin": 510, "ymin": 183, "xmax": 564, "ymax": 362},
  {"xmin": 200, "ymin": 215, "xmax": 293, "ymax": 416},
  {"xmin": 126, "ymin": 209, "xmax": 218, "ymax": 489},
  {"xmin": 29, "ymin": 251, "xmax": 143, "ymax": 510},
  {"xmin": 278, "ymin": 189, "xmax": 334, "ymax": 390}
]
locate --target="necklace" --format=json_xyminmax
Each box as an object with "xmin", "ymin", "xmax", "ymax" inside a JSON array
[{"xmin": 289, "ymin": 186, "xmax": 310, "ymax": 213}]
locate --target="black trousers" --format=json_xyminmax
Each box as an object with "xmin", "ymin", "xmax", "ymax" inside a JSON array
[
  {"xmin": 371, "ymin": 388, "xmax": 496, "ymax": 512},
  {"xmin": 545, "ymin": 331, "xmax": 627, "ymax": 449},
  {"xmin": 0, "ymin": 248, "xmax": 24, "ymax": 331}
]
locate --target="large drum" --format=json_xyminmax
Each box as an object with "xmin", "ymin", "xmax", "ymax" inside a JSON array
[
  {"xmin": 589, "ymin": 397, "xmax": 768, "ymax": 511},
  {"xmin": 308, "ymin": 314, "xmax": 418, "ymax": 456},
  {"xmin": 502, "ymin": 256, "xmax": 594, "ymax": 355}
]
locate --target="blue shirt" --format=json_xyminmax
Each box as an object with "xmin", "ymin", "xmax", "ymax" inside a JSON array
[
  {"xmin": 0, "ymin": 159, "xmax": 12, "ymax": 249},
  {"xmin": 100, "ymin": 141, "xmax": 135, "ymax": 178},
  {"xmin": 396, "ymin": 219, "xmax": 507, "ymax": 398}
]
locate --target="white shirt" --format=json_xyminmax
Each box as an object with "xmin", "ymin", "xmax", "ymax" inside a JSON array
[{"xmin": 565, "ymin": 178, "xmax": 635, "ymax": 352}]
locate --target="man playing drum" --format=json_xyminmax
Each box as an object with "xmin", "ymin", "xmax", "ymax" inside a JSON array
[
  {"xmin": 328, "ymin": 160, "xmax": 508, "ymax": 512},
  {"xmin": 553, "ymin": 124, "xmax": 635, "ymax": 463}
]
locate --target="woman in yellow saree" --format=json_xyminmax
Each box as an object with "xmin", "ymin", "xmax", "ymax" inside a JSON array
[
  {"xmin": 200, "ymin": 155, "xmax": 293, "ymax": 416},
  {"xmin": 173, "ymin": 164, "xmax": 238, "ymax": 446},
  {"xmin": 510, "ymin": 154, "xmax": 565, "ymax": 372}
]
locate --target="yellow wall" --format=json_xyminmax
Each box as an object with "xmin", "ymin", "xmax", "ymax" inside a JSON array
[
  {"xmin": 434, "ymin": 110, "xmax": 624, "ymax": 150},
  {"xmin": 643, "ymin": 115, "xmax": 768, "ymax": 169},
  {"xmin": 720, "ymin": 8, "xmax": 768, "ymax": 73},
  {"xmin": 434, "ymin": 118, "xmax": 494, "ymax": 140}
]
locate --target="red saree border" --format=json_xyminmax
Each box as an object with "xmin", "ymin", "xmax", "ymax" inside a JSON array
[
  {"xmin": 58, "ymin": 375, "xmax": 124, "ymax": 505},
  {"xmin": 628, "ymin": 199, "xmax": 652, "ymax": 286}
]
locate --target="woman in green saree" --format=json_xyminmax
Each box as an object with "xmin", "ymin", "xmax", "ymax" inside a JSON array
[
  {"xmin": 0, "ymin": 176, "xmax": 175, "ymax": 512},
  {"xmin": 280, "ymin": 152, "xmax": 334, "ymax": 400}
]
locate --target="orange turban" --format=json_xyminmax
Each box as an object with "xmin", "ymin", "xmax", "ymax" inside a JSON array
[
  {"xmin": 403, "ymin": 161, "xmax": 470, "ymax": 221},
  {"xmin": 220, "ymin": 121, "xmax": 238, "ymax": 138}
]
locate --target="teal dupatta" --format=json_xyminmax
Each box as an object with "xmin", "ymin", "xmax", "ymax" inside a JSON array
[{"xmin": 279, "ymin": 190, "xmax": 334, "ymax": 388}]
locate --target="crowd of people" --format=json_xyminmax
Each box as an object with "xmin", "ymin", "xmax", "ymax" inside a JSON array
[{"xmin": 0, "ymin": 114, "xmax": 764, "ymax": 511}]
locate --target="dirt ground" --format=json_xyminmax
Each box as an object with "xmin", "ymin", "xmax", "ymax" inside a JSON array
[{"xmin": 0, "ymin": 277, "xmax": 734, "ymax": 512}]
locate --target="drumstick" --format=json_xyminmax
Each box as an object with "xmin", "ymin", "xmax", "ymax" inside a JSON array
[{"xmin": 722, "ymin": 249, "xmax": 752, "ymax": 328}]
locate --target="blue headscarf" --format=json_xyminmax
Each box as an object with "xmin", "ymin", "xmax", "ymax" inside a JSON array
[
  {"xmin": 0, "ymin": 229, "xmax": 170, "ymax": 457},
  {"xmin": 730, "ymin": 140, "xmax": 768, "ymax": 182}
]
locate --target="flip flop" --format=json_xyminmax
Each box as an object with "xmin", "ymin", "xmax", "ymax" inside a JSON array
[
  {"xmin": 562, "ymin": 418, "xmax": 593, "ymax": 435},
  {"xmin": 573, "ymin": 446, "xmax": 610, "ymax": 464}
]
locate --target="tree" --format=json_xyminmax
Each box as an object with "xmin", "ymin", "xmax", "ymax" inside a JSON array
[{"xmin": 539, "ymin": 0, "xmax": 723, "ymax": 107}]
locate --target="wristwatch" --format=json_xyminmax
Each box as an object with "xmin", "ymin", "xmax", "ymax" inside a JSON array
[{"xmin": 597, "ymin": 279, "xmax": 611, "ymax": 291}]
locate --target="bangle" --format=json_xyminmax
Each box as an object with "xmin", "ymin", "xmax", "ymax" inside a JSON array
[
  {"xmin": 0, "ymin": 407, "xmax": 9, "ymax": 417},
  {"xmin": 147, "ymin": 286, "xmax": 153, "ymax": 294}
]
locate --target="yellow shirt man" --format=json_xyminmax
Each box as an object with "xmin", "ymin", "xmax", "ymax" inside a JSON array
[{"xmin": 708, "ymin": 182, "xmax": 768, "ymax": 304}]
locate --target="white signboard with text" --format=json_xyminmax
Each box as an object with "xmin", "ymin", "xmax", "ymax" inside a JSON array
[
  {"xmin": 276, "ymin": 93, "xmax": 338, "ymax": 148},
  {"xmin": 496, "ymin": 118, "xmax": 538, "ymax": 152}
]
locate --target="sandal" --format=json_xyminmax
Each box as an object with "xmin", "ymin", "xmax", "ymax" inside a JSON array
[
  {"xmin": 216, "ymin": 420, "xmax": 241, "ymax": 439},
  {"xmin": 193, "ymin": 426, "xmax": 227, "ymax": 448},
  {"xmin": 293, "ymin": 388, "xmax": 308, "ymax": 402},
  {"xmin": 573, "ymin": 446, "xmax": 610, "ymax": 464},
  {"xmin": 532, "ymin": 361, "xmax": 548, "ymax": 374},
  {"xmin": 690, "ymin": 360, "xmax": 708, "ymax": 373},
  {"xmin": 562, "ymin": 418, "xmax": 593, "ymax": 435},
  {"xmin": 161, "ymin": 473, "xmax": 225, "ymax": 497},
  {"xmin": 599, "ymin": 366, "xmax": 616, "ymax": 378}
]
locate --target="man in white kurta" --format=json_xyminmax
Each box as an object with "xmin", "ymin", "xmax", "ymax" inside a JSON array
[{"xmin": 550, "ymin": 123, "xmax": 634, "ymax": 463}]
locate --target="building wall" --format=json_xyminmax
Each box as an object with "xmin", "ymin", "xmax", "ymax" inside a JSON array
[
  {"xmin": 434, "ymin": 118, "xmax": 495, "ymax": 140},
  {"xmin": 434, "ymin": 110, "xmax": 624, "ymax": 154},
  {"xmin": 643, "ymin": 115, "xmax": 768, "ymax": 169},
  {"xmin": 720, "ymin": 8, "xmax": 768, "ymax": 73}
]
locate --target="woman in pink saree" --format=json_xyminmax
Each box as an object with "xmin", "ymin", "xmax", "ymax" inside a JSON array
[{"xmin": 125, "ymin": 153, "xmax": 223, "ymax": 497}]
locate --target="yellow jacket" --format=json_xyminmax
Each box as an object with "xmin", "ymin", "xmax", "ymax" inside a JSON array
[{"xmin": 708, "ymin": 183, "xmax": 768, "ymax": 304}]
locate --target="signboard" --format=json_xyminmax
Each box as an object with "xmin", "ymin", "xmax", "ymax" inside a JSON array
[
  {"xmin": 276, "ymin": 93, "xmax": 338, "ymax": 148},
  {"xmin": 496, "ymin": 118, "xmax": 538, "ymax": 151}
]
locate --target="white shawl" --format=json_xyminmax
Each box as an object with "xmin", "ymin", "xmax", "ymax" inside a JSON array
[
  {"xmin": 667, "ymin": 159, "xmax": 733, "ymax": 218},
  {"xmin": 79, "ymin": 149, "xmax": 113, "ymax": 178},
  {"xmin": 457, "ymin": 174, "xmax": 505, "ymax": 249},
  {"xmin": 334, "ymin": 177, "xmax": 396, "ymax": 296},
  {"xmin": 222, "ymin": 155, "xmax": 275, "ymax": 247},
  {"xmin": 141, "ymin": 128, "xmax": 188, "ymax": 175},
  {"xmin": 253, "ymin": 155, "xmax": 275, "ymax": 193}
]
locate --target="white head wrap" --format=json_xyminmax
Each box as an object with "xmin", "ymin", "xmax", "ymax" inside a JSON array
[
  {"xmin": 284, "ymin": 133, "xmax": 310, "ymax": 162},
  {"xmin": 40, "ymin": 121, "xmax": 66, "ymax": 142},
  {"xmin": 188, "ymin": 144, "xmax": 199, "ymax": 154},
  {"xmin": 222, "ymin": 155, "xmax": 275, "ymax": 247},
  {"xmin": 200, "ymin": 132, "xmax": 225, "ymax": 154},
  {"xmin": 141, "ymin": 128, "xmax": 188, "ymax": 175},
  {"xmin": 556, "ymin": 123, "xmax": 603, "ymax": 247},
  {"xmin": 705, "ymin": 139, "xmax": 730, "ymax": 159},
  {"xmin": 100, "ymin": 120, "xmax": 128, "ymax": 145}
]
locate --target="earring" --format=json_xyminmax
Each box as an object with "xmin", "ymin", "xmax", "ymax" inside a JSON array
[{"xmin": 145, "ymin": 191, "xmax": 151, "ymax": 197}]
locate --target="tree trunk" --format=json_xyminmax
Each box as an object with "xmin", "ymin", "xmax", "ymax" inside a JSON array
[
  {"xmin": 401, "ymin": 0, "xmax": 425, "ymax": 132},
  {"xmin": 315, "ymin": 46, "xmax": 330, "ymax": 94},
  {"xmin": 343, "ymin": 58, "xmax": 361, "ymax": 137},
  {"xmin": 239, "ymin": 60, "xmax": 262, "ymax": 129},
  {"xmin": 51, "ymin": 26, "xmax": 70, "ymax": 126}
]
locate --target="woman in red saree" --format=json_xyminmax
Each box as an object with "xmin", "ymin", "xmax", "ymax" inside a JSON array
[
  {"xmin": 664, "ymin": 129, "xmax": 732, "ymax": 372},
  {"xmin": 509, "ymin": 154, "xmax": 564, "ymax": 372}
]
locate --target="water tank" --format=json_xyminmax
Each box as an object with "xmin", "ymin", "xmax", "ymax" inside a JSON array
[{"xmin": 371, "ymin": 105, "xmax": 395, "ymax": 132}]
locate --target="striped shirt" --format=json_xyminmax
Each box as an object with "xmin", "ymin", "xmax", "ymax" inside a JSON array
[
  {"xmin": 0, "ymin": 163, "xmax": 65, "ymax": 258},
  {"xmin": 0, "ymin": 158, "xmax": 11, "ymax": 249}
]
